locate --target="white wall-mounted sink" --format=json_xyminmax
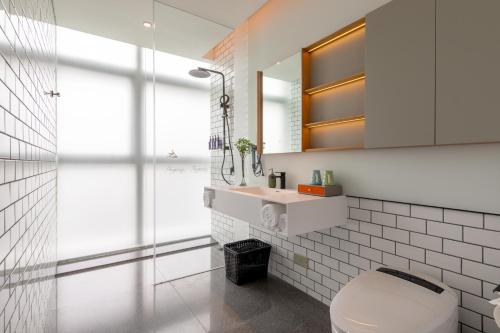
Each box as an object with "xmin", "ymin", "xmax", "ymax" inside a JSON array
[
  {"xmin": 204, "ymin": 185, "xmax": 347, "ymax": 237},
  {"xmin": 228, "ymin": 186, "xmax": 320, "ymax": 204},
  {"xmin": 230, "ymin": 186, "xmax": 284, "ymax": 195}
]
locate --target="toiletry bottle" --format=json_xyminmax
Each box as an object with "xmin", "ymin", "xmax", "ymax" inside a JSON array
[
  {"xmin": 208, "ymin": 137, "xmax": 211, "ymax": 150},
  {"xmin": 211, "ymin": 136, "xmax": 215, "ymax": 150},
  {"xmin": 268, "ymin": 169, "xmax": 277, "ymax": 188},
  {"xmin": 217, "ymin": 135, "xmax": 221, "ymax": 149}
]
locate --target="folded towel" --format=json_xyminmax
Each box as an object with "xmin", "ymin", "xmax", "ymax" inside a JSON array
[{"xmin": 261, "ymin": 203, "xmax": 286, "ymax": 229}]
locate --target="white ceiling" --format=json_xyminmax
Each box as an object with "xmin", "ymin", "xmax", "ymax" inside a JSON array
[
  {"xmin": 53, "ymin": 0, "xmax": 267, "ymax": 61},
  {"xmin": 157, "ymin": 0, "xmax": 267, "ymax": 29}
]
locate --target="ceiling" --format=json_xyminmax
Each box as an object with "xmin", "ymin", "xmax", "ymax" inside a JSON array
[
  {"xmin": 53, "ymin": 0, "xmax": 267, "ymax": 61},
  {"xmin": 157, "ymin": 0, "xmax": 267, "ymax": 29}
]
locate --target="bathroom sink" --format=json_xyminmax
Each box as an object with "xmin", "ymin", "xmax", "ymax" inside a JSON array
[
  {"xmin": 228, "ymin": 186, "xmax": 318, "ymax": 204},
  {"xmin": 204, "ymin": 185, "xmax": 347, "ymax": 236},
  {"xmin": 230, "ymin": 186, "xmax": 284, "ymax": 195},
  {"xmin": 230, "ymin": 186, "xmax": 296, "ymax": 195}
]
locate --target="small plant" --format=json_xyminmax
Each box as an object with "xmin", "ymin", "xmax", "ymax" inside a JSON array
[
  {"xmin": 235, "ymin": 138, "xmax": 253, "ymax": 157},
  {"xmin": 235, "ymin": 138, "xmax": 254, "ymax": 186}
]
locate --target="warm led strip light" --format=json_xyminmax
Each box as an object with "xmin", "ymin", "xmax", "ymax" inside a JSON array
[
  {"xmin": 305, "ymin": 73, "xmax": 366, "ymax": 95},
  {"xmin": 307, "ymin": 21, "xmax": 366, "ymax": 53},
  {"xmin": 305, "ymin": 115, "xmax": 365, "ymax": 129}
]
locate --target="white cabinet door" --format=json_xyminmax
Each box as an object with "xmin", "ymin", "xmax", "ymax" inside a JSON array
[
  {"xmin": 436, "ymin": 0, "xmax": 500, "ymax": 145},
  {"xmin": 365, "ymin": 0, "xmax": 436, "ymax": 148}
]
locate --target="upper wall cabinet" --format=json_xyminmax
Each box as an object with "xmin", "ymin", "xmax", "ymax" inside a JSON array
[
  {"xmin": 436, "ymin": 0, "xmax": 500, "ymax": 145},
  {"xmin": 258, "ymin": 0, "xmax": 500, "ymax": 153},
  {"xmin": 365, "ymin": 0, "xmax": 436, "ymax": 148}
]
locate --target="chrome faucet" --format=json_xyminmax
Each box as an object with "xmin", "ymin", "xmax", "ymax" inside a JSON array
[{"xmin": 275, "ymin": 172, "xmax": 286, "ymax": 189}]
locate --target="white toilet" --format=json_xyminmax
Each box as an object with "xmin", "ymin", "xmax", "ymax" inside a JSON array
[{"xmin": 330, "ymin": 267, "xmax": 458, "ymax": 333}]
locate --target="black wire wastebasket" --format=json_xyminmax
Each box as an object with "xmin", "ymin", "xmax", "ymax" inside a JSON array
[{"xmin": 223, "ymin": 238, "xmax": 272, "ymax": 285}]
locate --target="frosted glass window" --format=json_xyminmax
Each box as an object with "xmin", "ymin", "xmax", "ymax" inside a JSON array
[
  {"xmin": 151, "ymin": 82, "xmax": 210, "ymax": 158},
  {"xmin": 57, "ymin": 27, "xmax": 137, "ymax": 70},
  {"xmin": 148, "ymin": 49, "xmax": 209, "ymax": 89},
  {"xmin": 154, "ymin": 162, "xmax": 210, "ymax": 242},
  {"xmin": 145, "ymin": 51, "xmax": 211, "ymax": 246},
  {"xmin": 57, "ymin": 164, "xmax": 137, "ymax": 260},
  {"xmin": 146, "ymin": 65, "xmax": 211, "ymax": 243},
  {"xmin": 57, "ymin": 65, "xmax": 133, "ymax": 157},
  {"xmin": 57, "ymin": 25, "xmax": 144, "ymax": 260},
  {"xmin": 57, "ymin": 25, "xmax": 211, "ymax": 261}
]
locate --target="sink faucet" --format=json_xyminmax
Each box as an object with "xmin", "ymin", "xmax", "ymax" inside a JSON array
[{"xmin": 275, "ymin": 172, "xmax": 286, "ymax": 189}]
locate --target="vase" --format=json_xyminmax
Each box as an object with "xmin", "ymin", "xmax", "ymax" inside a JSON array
[{"xmin": 239, "ymin": 153, "xmax": 247, "ymax": 186}]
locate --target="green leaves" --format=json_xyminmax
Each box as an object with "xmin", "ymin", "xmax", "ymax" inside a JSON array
[{"xmin": 235, "ymin": 137, "xmax": 254, "ymax": 156}]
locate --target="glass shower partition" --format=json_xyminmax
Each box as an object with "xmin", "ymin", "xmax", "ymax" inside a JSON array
[{"xmin": 152, "ymin": 1, "xmax": 226, "ymax": 284}]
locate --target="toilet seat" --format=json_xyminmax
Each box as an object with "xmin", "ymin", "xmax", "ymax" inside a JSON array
[{"xmin": 330, "ymin": 268, "xmax": 458, "ymax": 333}]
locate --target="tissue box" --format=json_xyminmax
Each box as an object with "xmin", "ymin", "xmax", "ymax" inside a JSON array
[{"xmin": 298, "ymin": 184, "xmax": 342, "ymax": 197}]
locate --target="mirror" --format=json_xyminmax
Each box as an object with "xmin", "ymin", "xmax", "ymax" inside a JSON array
[{"xmin": 258, "ymin": 52, "xmax": 302, "ymax": 154}]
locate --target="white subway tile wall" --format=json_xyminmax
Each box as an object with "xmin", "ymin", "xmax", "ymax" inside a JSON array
[
  {"xmin": 0, "ymin": 0, "xmax": 57, "ymax": 332},
  {"xmin": 248, "ymin": 198, "xmax": 500, "ymax": 333}
]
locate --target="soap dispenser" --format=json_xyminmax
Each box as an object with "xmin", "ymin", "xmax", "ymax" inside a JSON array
[{"xmin": 268, "ymin": 169, "xmax": 277, "ymax": 188}]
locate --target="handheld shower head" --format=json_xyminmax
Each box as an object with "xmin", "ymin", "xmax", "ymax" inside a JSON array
[{"xmin": 188, "ymin": 68, "xmax": 211, "ymax": 78}]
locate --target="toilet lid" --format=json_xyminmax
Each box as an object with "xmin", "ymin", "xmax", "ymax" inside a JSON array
[{"xmin": 330, "ymin": 269, "xmax": 458, "ymax": 333}]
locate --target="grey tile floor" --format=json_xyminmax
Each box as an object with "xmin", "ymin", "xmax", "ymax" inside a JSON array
[{"xmin": 54, "ymin": 247, "xmax": 331, "ymax": 333}]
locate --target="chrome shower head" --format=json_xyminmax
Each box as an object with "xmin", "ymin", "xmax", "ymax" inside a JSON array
[{"xmin": 188, "ymin": 67, "xmax": 211, "ymax": 78}]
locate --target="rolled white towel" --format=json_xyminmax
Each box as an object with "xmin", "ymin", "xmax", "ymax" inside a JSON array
[
  {"xmin": 277, "ymin": 213, "xmax": 287, "ymax": 232},
  {"xmin": 203, "ymin": 190, "xmax": 213, "ymax": 208},
  {"xmin": 261, "ymin": 203, "xmax": 286, "ymax": 229},
  {"xmin": 490, "ymin": 294, "xmax": 500, "ymax": 328},
  {"xmin": 495, "ymin": 306, "xmax": 500, "ymax": 328}
]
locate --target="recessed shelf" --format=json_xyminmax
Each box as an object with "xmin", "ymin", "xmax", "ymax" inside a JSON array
[
  {"xmin": 306, "ymin": 18, "xmax": 366, "ymax": 53},
  {"xmin": 305, "ymin": 145, "xmax": 364, "ymax": 152},
  {"xmin": 302, "ymin": 17, "xmax": 366, "ymax": 152},
  {"xmin": 304, "ymin": 115, "xmax": 365, "ymax": 129},
  {"xmin": 304, "ymin": 73, "xmax": 365, "ymax": 95}
]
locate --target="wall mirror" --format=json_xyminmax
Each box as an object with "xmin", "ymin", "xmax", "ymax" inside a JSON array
[{"xmin": 257, "ymin": 52, "xmax": 302, "ymax": 154}]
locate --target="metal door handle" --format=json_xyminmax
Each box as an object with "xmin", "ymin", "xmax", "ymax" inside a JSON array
[{"xmin": 44, "ymin": 90, "xmax": 60, "ymax": 98}]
